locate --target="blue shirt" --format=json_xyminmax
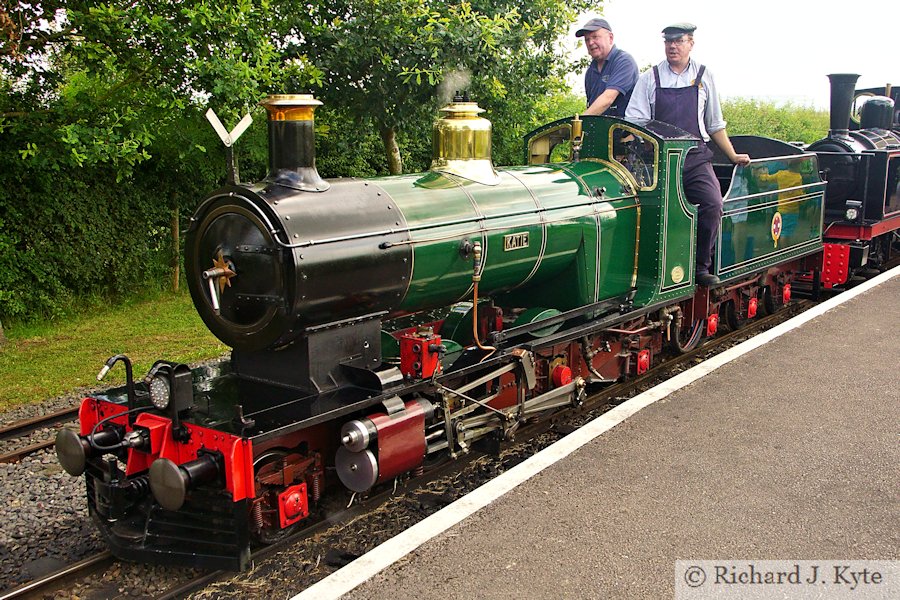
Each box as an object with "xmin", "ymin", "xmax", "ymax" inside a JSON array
[{"xmin": 584, "ymin": 46, "xmax": 639, "ymax": 117}]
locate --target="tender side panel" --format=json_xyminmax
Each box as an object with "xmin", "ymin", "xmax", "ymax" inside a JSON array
[{"xmin": 717, "ymin": 154, "xmax": 825, "ymax": 279}]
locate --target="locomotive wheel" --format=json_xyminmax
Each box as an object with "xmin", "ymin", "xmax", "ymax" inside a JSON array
[
  {"xmin": 250, "ymin": 450, "xmax": 294, "ymax": 545},
  {"xmin": 722, "ymin": 300, "xmax": 746, "ymax": 331},
  {"xmin": 761, "ymin": 286, "xmax": 777, "ymax": 316},
  {"xmin": 669, "ymin": 318, "xmax": 704, "ymax": 353}
]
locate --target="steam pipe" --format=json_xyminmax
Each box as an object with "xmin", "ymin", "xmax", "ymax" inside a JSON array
[{"xmin": 97, "ymin": 354, "xmax": 137, "ymax": 423}]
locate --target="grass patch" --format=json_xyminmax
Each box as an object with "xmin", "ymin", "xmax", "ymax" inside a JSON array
[{"xmin": 0, "ymin": 291, "xmax": 228, "ymax": 411}]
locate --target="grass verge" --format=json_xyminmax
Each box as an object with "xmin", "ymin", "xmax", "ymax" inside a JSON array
[{"xmin": 0, "ymin": 291, "xmax": 228, "ymax": 412}]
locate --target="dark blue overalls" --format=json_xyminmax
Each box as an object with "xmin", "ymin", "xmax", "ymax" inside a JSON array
[{"xmin": 653, "ymin": 65, "xmax": 723, "ymax": 277}]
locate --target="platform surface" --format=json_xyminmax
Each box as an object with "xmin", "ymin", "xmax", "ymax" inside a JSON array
[{"xmin": 302, "ymin": 272, "xmax": 900, "ymax": 600}]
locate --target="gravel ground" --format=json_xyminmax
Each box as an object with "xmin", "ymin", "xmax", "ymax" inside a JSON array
[
  {"xmin": 0, "ymin": 392, "xmax": 84, "ymax": 427},
  {"xmin": 0, "ymin": 391, "xmax": 105, "ymax": 593}
]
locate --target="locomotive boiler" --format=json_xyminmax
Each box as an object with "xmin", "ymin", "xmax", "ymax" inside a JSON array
[{"xmin": 57, "ymin": 85, "xmax": 832, "ymax": 569}]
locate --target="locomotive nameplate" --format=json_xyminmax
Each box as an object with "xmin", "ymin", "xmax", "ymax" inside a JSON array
[{"xmin": 504, "ymin": 232, "xmax": 530, "ymax": 251}]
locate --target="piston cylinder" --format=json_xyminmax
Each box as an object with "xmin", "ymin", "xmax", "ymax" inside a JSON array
[{"xmin": 335, "ymin": 399, "xmax": 433, "ymax": 492}]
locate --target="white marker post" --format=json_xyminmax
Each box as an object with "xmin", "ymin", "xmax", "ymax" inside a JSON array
[{"xmin": 205, "ymin": 109, "xmax": 253, "ymax": 184}]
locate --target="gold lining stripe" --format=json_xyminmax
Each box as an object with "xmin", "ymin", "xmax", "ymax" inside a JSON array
[
  {"xmin": 658, "ymin": 148, "xmax": 696, "ymax": 293},
  {"xmin": 503, "ymin": 170, "xmax": 548, "ymax": 290},
  {"xmin": 632, "ymin": 205, "xmax": 641, "ymax": 287}
]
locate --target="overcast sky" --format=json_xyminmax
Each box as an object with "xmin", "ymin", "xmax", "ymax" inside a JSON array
[{"xmin": 569, "ymin": 0, "xmax": 897, "ymax": 109}]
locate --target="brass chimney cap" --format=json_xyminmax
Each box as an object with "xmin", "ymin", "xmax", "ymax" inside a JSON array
[
  {"xmin": 260, "ymin": 94, "xmax": 323, "ymax": 107},
  {"xmin": 439, "ymin": 101, "xmax": 486, "ymax": 116}
]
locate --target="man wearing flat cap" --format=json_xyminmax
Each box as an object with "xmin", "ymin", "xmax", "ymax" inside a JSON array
[
  {"xmin": 575, "ymin": 17, "xmax": 638, "ymax": 117},
  {"xmin": 626, "ymin": 23, "xmax": 750, "ymax": 286}
]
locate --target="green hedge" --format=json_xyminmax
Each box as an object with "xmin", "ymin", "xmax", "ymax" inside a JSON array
[
  {"xmin": 723, "ymin": 99, "xmax": 829, "ymax": 144},
  {"xmin": 0, "ymin": 166, "xmax": 181, "ymax": 320}
]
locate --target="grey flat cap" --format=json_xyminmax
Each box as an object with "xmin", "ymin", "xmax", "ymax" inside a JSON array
[
  {"xmin": 662, "ymin": 22, "xmax": 697, "ymax": 40},
  {"xmin": 576, "ymin": 18, "xmax": 612, "ymax": 37}
]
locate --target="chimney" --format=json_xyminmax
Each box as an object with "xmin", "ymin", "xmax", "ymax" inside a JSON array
[
  {"xmin": 826, "ymin": 74, "xmax": 860, "ymax": 139},
  {"xmin": 259, "ymin": 94, "xmax": 329, "ymax": 192}
]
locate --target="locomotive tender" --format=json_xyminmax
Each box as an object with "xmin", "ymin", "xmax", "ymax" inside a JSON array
[{"xmin": 55, "ymin": 74, "xmax": 896, "ymax": 570}]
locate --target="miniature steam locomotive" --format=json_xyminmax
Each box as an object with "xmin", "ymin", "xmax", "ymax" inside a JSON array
[
  {"xmin": 55, "ymin": 73, "xmax": 898, "ymax": 569},
  {"xmin": 812, "ymin": 74, "xmax": 900, "ymax": 285}
]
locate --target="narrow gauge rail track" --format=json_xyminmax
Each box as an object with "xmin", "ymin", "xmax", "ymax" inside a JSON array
[
  {"xmin": 0, "ymin": 406, "xmax": 79, "ymax": 464},
  {"xmin": 0, "ymin": 552, "xmax": 114, "ymax": 600},
  {"xmin": 0, "ymin": 406, "xmax": 79, "ymax": 442},
  {"xmin": 153, "ymin": 299, "xmax": 815, "ymax": 599},
  {"xmin": 0, "ymin": 440, "xmax": 57, "ymax": 464}
]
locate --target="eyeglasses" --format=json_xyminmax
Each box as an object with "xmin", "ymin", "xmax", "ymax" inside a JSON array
[{"xmin": 664, "ymin": 37, "xmax": 690, "ymax": 46}]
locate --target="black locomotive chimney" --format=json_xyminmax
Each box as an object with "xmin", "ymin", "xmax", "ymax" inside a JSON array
[
  {"xmin": 826, "ymin": 73, "xmax": 860, "ymax": 139},
  {"xmin": 259, "ymin": 94, "xmax": 329, "ymax": 192}
]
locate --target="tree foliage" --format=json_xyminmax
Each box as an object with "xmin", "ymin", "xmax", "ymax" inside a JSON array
[
  {"xmin": 2, "ymin": 1, "xmax": 284, "ymax": 169},
  {"xmin": 277, "ymin": 0, "xmax": 593, "ymax": 173},
  {"xmin": 1, "ymin": 1, "xmax": 281, "ymax": 320},
  {"xmin": 0, "ymin": 0, "xmax": 596, "ymax": 322}
]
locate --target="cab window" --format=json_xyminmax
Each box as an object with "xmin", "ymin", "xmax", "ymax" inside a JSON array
[
  {"xmin": 610, "ymin": 125, "xmax": 658, "ymax": 190},
  {"xmin": 527, "ymin": 125, "xmax": 572, "ymax": 165}
]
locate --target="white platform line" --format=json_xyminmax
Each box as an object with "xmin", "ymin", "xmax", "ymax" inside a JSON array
[{"xmin": 291, "ymin": 266, "xmax": 899, "ymax": 600}]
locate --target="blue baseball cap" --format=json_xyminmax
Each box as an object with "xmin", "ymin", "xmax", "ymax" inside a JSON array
[{"xmin": 576, "ymin": 18, "xmax": 612, "ymax": 37}]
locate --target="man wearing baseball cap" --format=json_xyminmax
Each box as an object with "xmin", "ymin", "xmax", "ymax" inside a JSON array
[
  {"xmin": 626, "ymin": 23, "xmax": 750, "ymax": 286},
  {"xmin": 575, "ymin": 17, "xmax": 638, "ymax": 117}
]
